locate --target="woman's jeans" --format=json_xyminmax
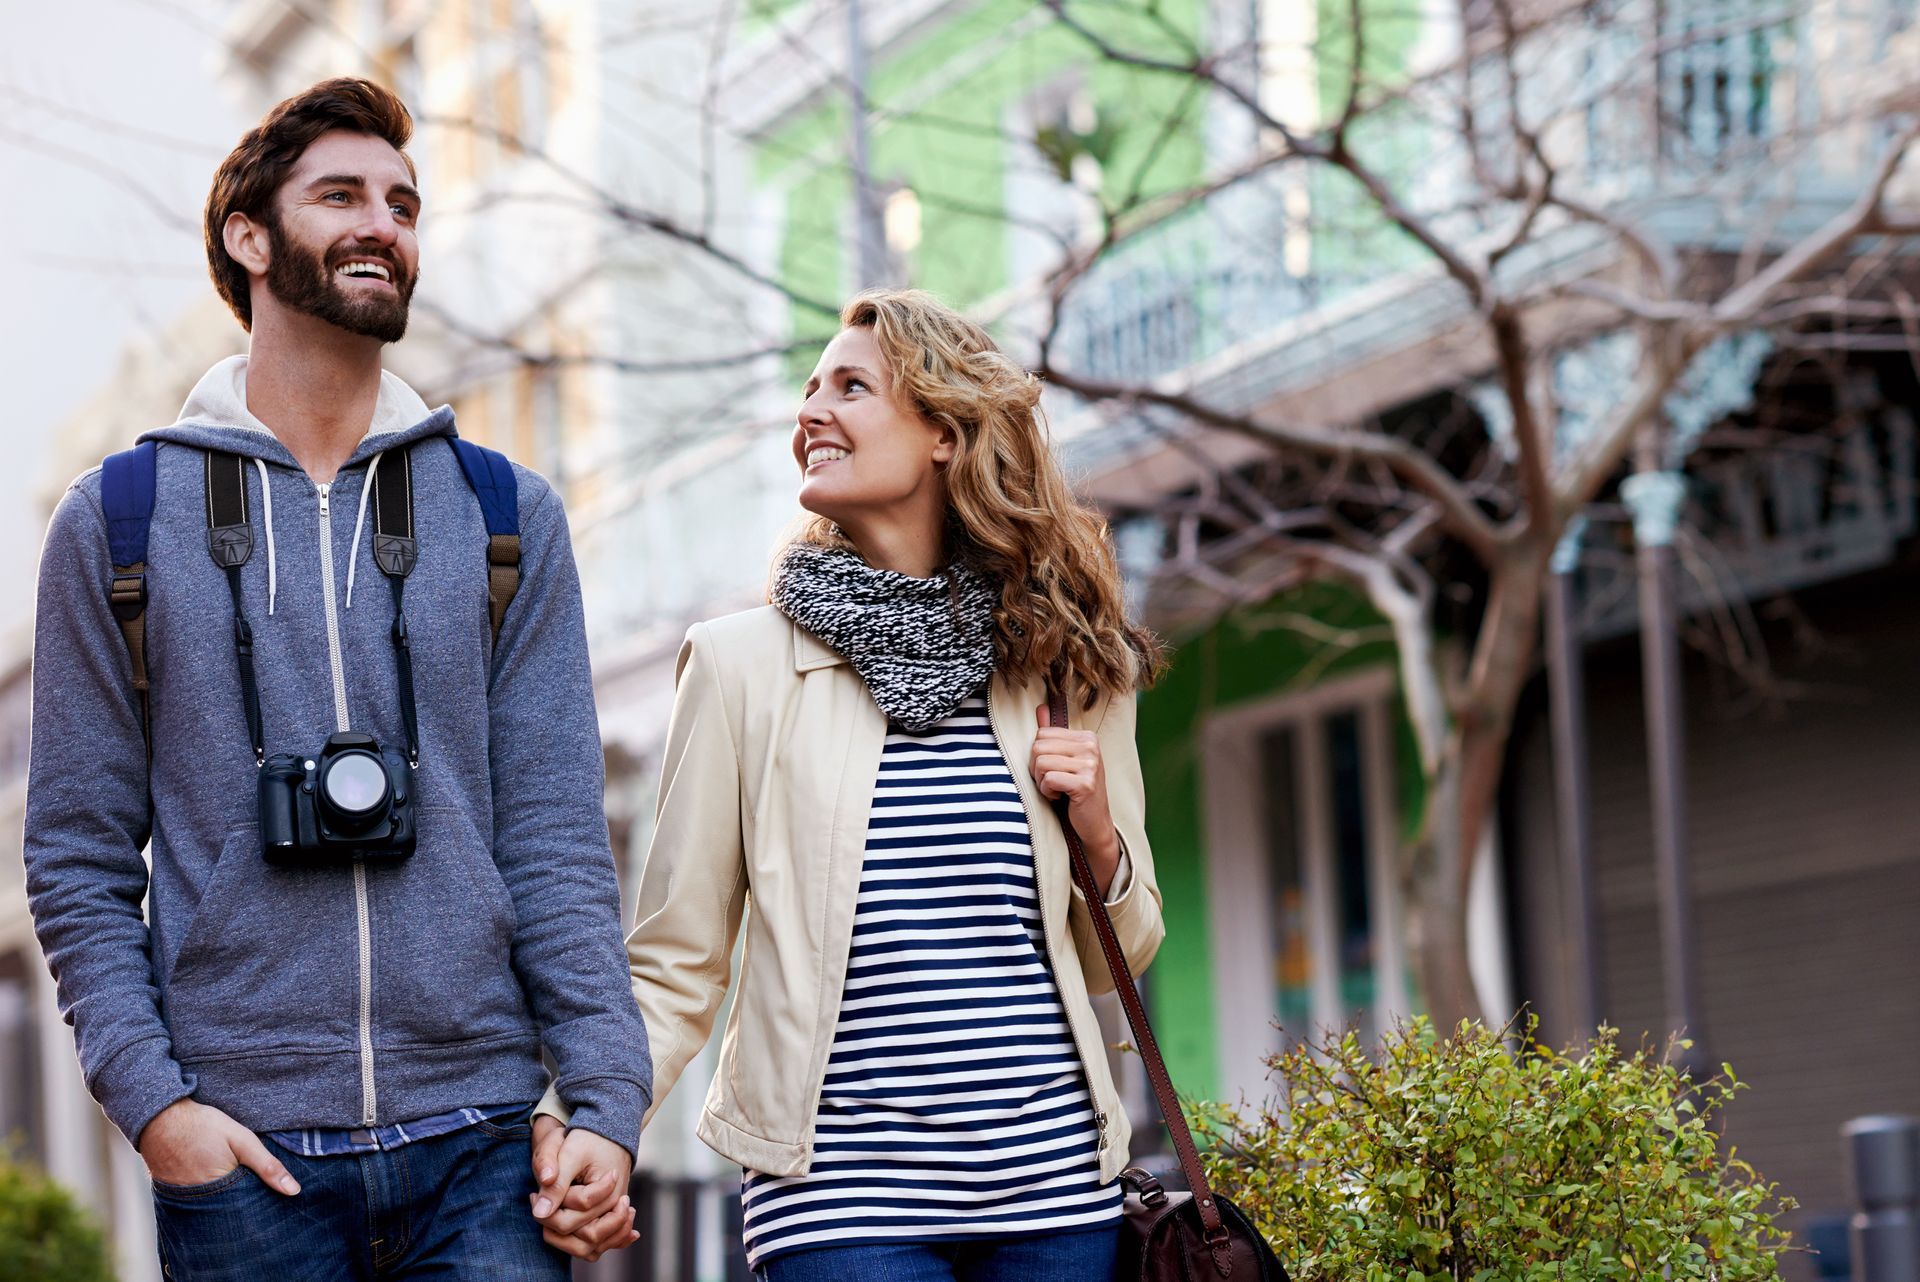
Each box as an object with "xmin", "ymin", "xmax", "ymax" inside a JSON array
[
  {"xmin": 758, "ymin": 1223, "xmax": 1120, "ymax": 1282},
  {"xmin": 150, "ymin": 1117, "xmax": 568, "ymax": 1281}
]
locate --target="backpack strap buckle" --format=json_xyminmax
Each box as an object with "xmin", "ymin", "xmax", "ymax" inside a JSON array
[
  {"xmin": 109, "ymin": 569, "xmax": 147, "ymax": 622},
  {"xmin": 485, "ymin": 534, "xmax": 521, "ymax": 644}
]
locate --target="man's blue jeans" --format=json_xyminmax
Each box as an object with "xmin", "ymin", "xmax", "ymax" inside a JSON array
[
  {"xmin": 758, "ymin": 1223, "xmax": 1120, "ymax": 1282},
  {"xmin": 150, "ymin": 1117, "xmax": 569, "ymax": 1280}
]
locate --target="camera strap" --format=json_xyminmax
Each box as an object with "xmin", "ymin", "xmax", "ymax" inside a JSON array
[
  {"xmin": 204, "ymin": 448, "xmax": 422, "ymax": 770},
  {"xmin": 205, "ymin": 452, "xmax": 264, "ymax": 765},
  {"xmin": 368, "ymin": 447, "xmax": 420, "ymax": 769}
]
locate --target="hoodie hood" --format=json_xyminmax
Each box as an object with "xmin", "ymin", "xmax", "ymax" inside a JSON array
[
  {"xmin": 142, "ymin": 354, "xmax": 456, "ymax": 468},
  {"xmin": 138, "ymin": 355, "xmax": 461, "ymax": 617}
]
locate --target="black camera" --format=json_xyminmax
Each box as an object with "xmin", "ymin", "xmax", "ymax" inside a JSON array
[{"xmin": 259, "ymin": 731, "xmax": 417, "ymax": 865}]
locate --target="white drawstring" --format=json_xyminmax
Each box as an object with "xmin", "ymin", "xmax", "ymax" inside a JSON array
[
  {"xmin": 343, "ymin": 450, "xmax": 384, "ymax": 609},
  {"xmin": 252, "ymin": 457, "xmax": 278, "ymax": 616}
]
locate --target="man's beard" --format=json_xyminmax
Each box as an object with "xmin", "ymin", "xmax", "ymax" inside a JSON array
[{"xmin": 264, "ymin": 220, "xmax": 416, "ymax": 343}]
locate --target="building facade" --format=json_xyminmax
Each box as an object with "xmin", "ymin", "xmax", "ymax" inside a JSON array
[
  {"xmin": 8, "ymin": 2, "xmax": 1920, "ymax": 1279},
  {"xmin": 731, "ymin": 0, "xmax": 1920, "ymax": 1270}
]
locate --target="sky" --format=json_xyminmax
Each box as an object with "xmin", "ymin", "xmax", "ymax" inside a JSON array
[{"xmin": 0, "ymin": 0, "xmax": 245, "ymax": 635}]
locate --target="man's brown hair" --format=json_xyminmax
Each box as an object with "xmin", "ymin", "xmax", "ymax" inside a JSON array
[{"xmin": 204, "ymin": 77, "xmax": 416, "ymax": 331}]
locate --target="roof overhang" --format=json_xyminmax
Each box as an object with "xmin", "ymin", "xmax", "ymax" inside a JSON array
[{"xmin": 1059, "ymin": 191, "xmax": 1873, "ymax": 511}]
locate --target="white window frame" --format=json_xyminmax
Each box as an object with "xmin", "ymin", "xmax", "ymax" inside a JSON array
[{"xmin": 1197, "ymin": 669, "xmax": 1414, "ymax": 1105}]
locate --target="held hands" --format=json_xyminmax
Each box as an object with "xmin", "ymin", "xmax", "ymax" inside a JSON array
[
  {"xmin": 1031, "ymin": 704, "xmax": 1121, "ymax": 896},
  {"xmin": 529, "ymin": 1114, "xmax": 640, "ymax": 1261},
  {"xmin": 517, "ymin": 706, "xmax": 1120, "ymax": 1266},
  {"xmin": 138, "ymin": 1098, "xmax": 301, "ymax": 1195}
]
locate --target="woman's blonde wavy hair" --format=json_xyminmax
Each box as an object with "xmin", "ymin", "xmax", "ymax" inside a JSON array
[{"xmin": 785, "ymin": 288, "xmax": 1165, "ymax": 705}]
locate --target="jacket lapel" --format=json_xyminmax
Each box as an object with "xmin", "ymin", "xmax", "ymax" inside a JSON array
[{"xmin": 792, "ymin": 620, "xmax": 848, "ymax": 672}]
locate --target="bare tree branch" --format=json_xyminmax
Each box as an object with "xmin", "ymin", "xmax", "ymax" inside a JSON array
[
  {"xmin": 1712, "ymin": 121, "xmax": 1920, "ymax": 327},
  {"xmin": 417, "ymin": 114, "xmax": 844, "ymax": 318},
  {"xmin": 1040, "ymin": 364, "xmax": 1504, "ymax": 563}
]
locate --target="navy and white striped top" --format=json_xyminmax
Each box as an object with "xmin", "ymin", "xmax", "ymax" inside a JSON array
[{"xmin": 740, "ymin": 694, "xmax": 1121, "ymax": 1267}]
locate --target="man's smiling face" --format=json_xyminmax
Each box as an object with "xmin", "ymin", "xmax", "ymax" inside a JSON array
[{"xmin": 261, "ymin": 129, "xmax": 421, "ymax": 343}]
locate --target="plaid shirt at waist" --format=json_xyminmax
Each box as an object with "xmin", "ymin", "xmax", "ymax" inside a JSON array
[{"xmin": 265, "ymin": 1102, "xmax": 530, "ymax": 1157}]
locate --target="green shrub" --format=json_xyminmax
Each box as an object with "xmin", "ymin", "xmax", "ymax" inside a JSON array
[
  {"xmin": 0, "ymin": 1155, "xmax": 115, "ymax": 1282},
  {"xmin": 1187, "ymin": 1017, "xmax": 1796, "ymax": 1281}
]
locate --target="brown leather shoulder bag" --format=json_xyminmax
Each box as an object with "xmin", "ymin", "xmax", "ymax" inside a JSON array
[{"xmin": 1049, "ymin": 686, "xmax": 1290, "ymax": 1282}]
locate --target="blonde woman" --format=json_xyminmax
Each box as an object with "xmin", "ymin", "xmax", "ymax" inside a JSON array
[{"xmin": 532, "ymin": 289, "xmax": 1166, "ymax": 1281}]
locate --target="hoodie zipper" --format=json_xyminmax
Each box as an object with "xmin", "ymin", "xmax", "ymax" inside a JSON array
[
  {"xmin": 316, "ymin": 481, "xmax": 378, "ymax": 1127},
  {"xmin": 985, "ymin": 683, "xmax": 1108, "ymax": 1154}
]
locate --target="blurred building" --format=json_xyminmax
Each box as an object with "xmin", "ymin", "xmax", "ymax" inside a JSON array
[
  {"xmin": 8, "ymin": 2, "xmax": 1920, "ymax": 1280},
  {"xmin": 732, "ymin": 0, "xmax": 1920, "ymax": 1273}
]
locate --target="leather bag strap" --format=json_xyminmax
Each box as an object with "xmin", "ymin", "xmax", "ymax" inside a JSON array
[{"xmin": 1046, "ymin": 685, "xmax": 1233, "ymax": 1260}]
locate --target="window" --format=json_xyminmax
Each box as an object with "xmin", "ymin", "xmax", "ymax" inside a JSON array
[
  {"xmin": 1658, "ymin": 0, "xmax": 1785, "ymax": 166},
  {"xmin": 1201, "ymin": 671, "xmax": 1413, "ymax": 1099},
  {"xmin": 1257, "ymin": 727, "xmax": 1313, "ymax": 1040}
]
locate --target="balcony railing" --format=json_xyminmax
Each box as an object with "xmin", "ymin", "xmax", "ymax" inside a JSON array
[
  {"xmin": 1050, "ymin": 1, "xmax": 1912, "ymax": 388},
  {"xmin": 1051, "ymin": 251, "xmax": 1310, "ymax": 388},
  {"xmin": 1658, "ymin": 2, "xmax": 1793, "ymax": 169}
]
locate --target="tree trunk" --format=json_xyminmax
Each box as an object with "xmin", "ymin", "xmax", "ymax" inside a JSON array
[
  {"xmin": 1403, "ymin": 744, "xmax": 1483, "ymax": 1029},
  {"xmin": 1402, "ymin": 560, "xmax": 1548, "ymax": 1032}
]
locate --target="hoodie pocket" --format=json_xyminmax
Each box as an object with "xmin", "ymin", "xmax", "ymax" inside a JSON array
[
  {"xmin": 370, "ymin": 805, "xmax": 531, "ymax": 1048},
  {"xmin": 164, "ymin": 824, "xmax": 358, "ymax": 1060}
]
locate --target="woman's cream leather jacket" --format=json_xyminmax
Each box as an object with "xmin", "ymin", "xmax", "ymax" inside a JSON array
[{"xmin": 540, "ymin": 605, "xmax": 1163, "ymax": 1180}]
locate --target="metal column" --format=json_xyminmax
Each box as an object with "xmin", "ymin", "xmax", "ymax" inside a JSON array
[
  {"xmin": 846, "ymin": 0, "xmax": 887, "ymax": 287},
  {"xmin": 1543, "ymin": 554, "xmax": 1603, "ymax": 1040},
  {"xmin": 1622, "ymin": 468, "xmax": 1709, "ymax": 1073}
]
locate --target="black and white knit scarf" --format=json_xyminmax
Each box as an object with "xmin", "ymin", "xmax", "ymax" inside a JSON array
[{"xmin": 771, "ymin": 542, "xmax": 999, "ymax": 731}]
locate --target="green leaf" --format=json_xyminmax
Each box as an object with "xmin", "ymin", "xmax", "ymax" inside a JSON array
[{"xmin": 1190, "ymin": 1015, "xmax": 1796, "ymax": 1279}]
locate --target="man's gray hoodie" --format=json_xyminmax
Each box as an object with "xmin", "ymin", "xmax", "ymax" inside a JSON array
[{"xmin": 23, "ymin": 356, "xmax": 651, "ymax": 1153}]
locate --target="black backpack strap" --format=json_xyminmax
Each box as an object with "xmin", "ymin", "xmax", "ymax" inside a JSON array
[
  {"xmin": 448, "ymin": 438, "xmax": 519, "ymax": 649},
  {"xmin": 204, "ymin": 452, "xmax": 264, "ymax": 764},
  {"xmin": 99, "ymin": 443, "xmax": 158, "ymax": 747},
  {"xmin": 369, "ymin": 448, "xmax": 420, "ymax": 768}
]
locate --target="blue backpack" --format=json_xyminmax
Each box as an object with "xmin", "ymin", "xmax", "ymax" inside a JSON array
[{"xmin": 95, "ymin": 437, "xmax": 520, "ymax": 744}]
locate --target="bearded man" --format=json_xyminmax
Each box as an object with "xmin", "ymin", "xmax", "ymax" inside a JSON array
[{"xmin": 22, "ymin": 78, "xmax": 646, "ymax": 1277}]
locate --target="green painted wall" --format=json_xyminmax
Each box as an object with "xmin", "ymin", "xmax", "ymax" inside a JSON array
[
  {"xmin": 756, "ymin": 0, "xmax": 1209, "ymax": 343},
  {"xmin": 1136, "ymin": 582, "xmax": 1423, "ymax": 1102},
  {"xmin": 1309, "ymin": 0, "xmax": 1441, "ymax": 282},
  {"xmin": 752, "ymin": 0, "xmax": 1431, "ymax": 324}
]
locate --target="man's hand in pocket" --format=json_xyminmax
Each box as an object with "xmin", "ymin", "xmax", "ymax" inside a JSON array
[{"xmin": 138, "ymin": 1098, "xmax": 301, "ymax": 1194}]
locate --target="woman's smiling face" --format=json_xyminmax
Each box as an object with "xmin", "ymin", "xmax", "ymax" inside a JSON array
[{"xmin": 791, "ymin": 326, "xmax": 954, "ymax": 527}]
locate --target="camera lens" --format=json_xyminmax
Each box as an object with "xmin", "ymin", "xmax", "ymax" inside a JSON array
[{"xmin": 320, "ymin": 750, "xmax": 391, "ymax": 819}]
